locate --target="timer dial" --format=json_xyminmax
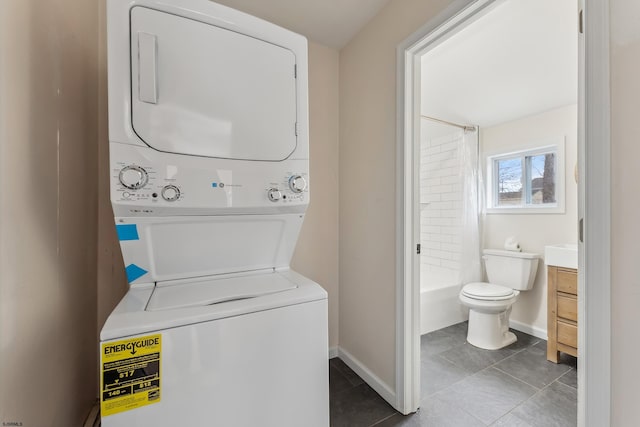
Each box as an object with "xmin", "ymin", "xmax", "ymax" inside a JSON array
[
  {"xmin": 161, "ymin": 185, "xmax": 181, "ymax": 202},
  {"xmin": 267, "ymin": 188, "xmax": 282, "ymax": 202},
  {"xmin": 119, "ymin": 165, "xmax": 148, "ymax": 190},
  {"xmin": 288, "ymin": 175, "xmax": 307, "ymax": 193}
]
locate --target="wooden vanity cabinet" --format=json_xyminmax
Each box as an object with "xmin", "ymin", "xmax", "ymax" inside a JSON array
[{"xmin": 547, "ymin": 266, "xmax": 578, "ymax": 362}]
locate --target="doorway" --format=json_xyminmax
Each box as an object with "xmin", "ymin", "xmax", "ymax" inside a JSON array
[{"xmin": 395, "ymin": 0, "xmax": 611, "ymax": 426}]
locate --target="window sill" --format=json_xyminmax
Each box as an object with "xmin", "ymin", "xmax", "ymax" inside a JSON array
[{"xmin": 486, "ymin": 206, "xmax": 566, "ymax": 215}]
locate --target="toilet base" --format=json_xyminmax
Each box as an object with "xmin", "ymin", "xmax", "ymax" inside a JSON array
[{"xmin": 466, "ymin": 307, "xmax": 517, "ymax": 350}]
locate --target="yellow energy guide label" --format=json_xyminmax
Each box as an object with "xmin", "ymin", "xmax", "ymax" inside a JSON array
[{"xmin": 101, "ymin": 334, "xmax": 161, "ymax": 417}]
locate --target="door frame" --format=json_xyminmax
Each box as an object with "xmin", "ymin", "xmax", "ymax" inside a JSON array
[{"xmin": 395, "ymin": 1, "xmax": 611, "ymax": 425}]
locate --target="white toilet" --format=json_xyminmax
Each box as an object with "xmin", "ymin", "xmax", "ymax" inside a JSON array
[{"xmin": 459, "ymin": 249, "xmax": 539, "ymax": 350}]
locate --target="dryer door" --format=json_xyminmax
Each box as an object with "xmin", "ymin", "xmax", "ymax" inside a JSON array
[{"xmin": 130, "ymin": 7, "xmax": 298, "ymax": 161}]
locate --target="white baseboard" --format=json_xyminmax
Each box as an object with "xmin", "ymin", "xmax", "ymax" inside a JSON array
[
  {"xmin": 337, "ymin": 347, "xmax": 396, "ymax": 408},
  {"xmin": 509, "ymin": 319, "xmax": 547, "ymax": 341},
  {"xmin": 328, "ymin": 346, "xmax": 339, "ymax": 359}
]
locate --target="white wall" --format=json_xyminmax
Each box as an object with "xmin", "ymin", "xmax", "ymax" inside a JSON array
[
  {"xmin": 0, "ymin": 0, "xmax": 99, "ymax": 424},
  {"xmin": 481, "ymin": 104, "xmax": 578, "ymax": 336},
  {"xmin": 420, "ymin": 123, "xmax": 464, "ymax": 289},
  {"xmin": 610, "ymin": 1, "xmax": 640, "ymax": 424}
]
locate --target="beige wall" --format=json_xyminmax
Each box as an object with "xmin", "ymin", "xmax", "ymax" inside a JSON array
[
  {"xmin": 291, "ymin": 42, "xmax": 341, "ymax": 349},
  {"xmin": 96, "ymin": 0, "xmax": 129, "ymax": 337},
  {"xmin": 0, "ymin": 0, "xmax": 99, "ymax": 425},
  {"xmin": 481, "ymin": 104, "xmax": 578, "ymax": 335},
  {"xmin": 339, "ymin": 0, "xmax": 452, "ymax": 388},
  {"xmin": 610, "ymin": 1, "xmax": 640, "ymax": 425}
]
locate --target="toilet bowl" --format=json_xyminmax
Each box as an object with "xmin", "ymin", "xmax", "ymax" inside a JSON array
[
  {"xmin": 459, "ymin": 250, "xmax": 539, "ymax": 350},
  {"xmin": 460, "ymin": 283, "xmax": 519, "ymax": 349}
]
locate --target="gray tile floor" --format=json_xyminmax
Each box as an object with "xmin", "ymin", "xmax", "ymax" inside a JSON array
[{"xmin": 330, "ymin": 321, "xmax": 577, "ymax": 427}]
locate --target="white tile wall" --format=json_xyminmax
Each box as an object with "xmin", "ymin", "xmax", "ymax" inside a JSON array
[{"xmin": 420, "ymin": 128, "xmax": 463, "ymax": 287}]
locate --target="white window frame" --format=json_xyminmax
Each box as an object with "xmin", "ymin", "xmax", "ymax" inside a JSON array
[{"xmin": 485, "ymin": 138, "xmax": 566, "ymax": 214}]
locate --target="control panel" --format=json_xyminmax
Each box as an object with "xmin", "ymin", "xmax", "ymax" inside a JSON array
[
  {"xmin": 110, "ymin": 143, "xmax": 309, "ymax": 216},
  {"xmin": 265, "ymin": 174, "xmax": 309, "ymax": 204},
  {"xmin": 112, "ymin": 160, "xmax": 186, "ymax": 208}
]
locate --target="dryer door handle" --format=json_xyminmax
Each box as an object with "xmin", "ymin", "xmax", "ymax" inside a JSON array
[{"xmin": 138, "ymin": 32, "xmax": 158, "ymax": 104}]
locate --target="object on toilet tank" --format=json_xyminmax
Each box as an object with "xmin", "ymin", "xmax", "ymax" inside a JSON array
[{"xmin": 504, "ymin": 236, "xmax": 521, "ymax": 252}]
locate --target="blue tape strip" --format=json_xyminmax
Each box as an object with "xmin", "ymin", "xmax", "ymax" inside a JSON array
[
  {"xmin": 116, "ymin": 224, "xmax": 139, "ymax": 241},
  {"xmin": 125, "ymin": 264, "xmax": 148, "ymax": 283}
]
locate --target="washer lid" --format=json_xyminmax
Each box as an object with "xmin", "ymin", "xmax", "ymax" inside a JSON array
[
  {"xmin": 99, "ymin": 270, "xmax": 328, "ymax": 341},
  {"xmin": 146, "ymin": 271, "xmax": 298, "ymax": 311},
  {"xmin": 462, "ymin": 282, "xmax": 515, "ymax": 300}
]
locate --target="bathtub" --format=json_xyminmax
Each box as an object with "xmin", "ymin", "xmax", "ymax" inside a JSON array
[{"xmin": 420, "ymin": 267, "xmax": 468, "ymax": 335}]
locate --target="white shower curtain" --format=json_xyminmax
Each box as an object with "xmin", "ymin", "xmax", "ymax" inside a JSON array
[{"xmin": 459, "ymin": 128, "xmax": 484, "ymax": 284}]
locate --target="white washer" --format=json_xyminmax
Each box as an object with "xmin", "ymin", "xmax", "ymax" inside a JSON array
[
  {"xmin": 101, "ymin": 271, "xmax": 328, "ymax": 426},
  {"xmin": 100, "ymin": 1, "xmax": 328, "ymax": 426}
]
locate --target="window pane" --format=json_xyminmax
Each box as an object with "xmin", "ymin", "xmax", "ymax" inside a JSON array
[
  {"xmin": 496, "ymin": 157, "xmax": 522, "ymax": 206},
  {"xmin": 528, "ymin": 153, "xmax": 556, "ymax": 204}
]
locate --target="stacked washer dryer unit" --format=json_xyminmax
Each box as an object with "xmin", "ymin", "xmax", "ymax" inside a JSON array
[{"xmin": 100, "ymin": 0, "xmax": 329, "ymax": 426}]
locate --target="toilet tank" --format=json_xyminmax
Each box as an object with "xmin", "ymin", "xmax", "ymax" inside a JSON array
[{"xmin": 483, "ymin": 249, "xmax": 540, "ymax": 290}]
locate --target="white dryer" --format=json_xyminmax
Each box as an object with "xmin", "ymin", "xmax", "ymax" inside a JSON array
[{"xmin": 100, "ymin": 1, "xmax": 328, "ymax": 426}]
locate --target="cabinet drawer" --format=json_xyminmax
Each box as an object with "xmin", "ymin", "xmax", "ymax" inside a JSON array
[
  {"xmin": 557, "ymin": 295, "xmax": 578, "ymax": 322},
  {"xmin": 557, "ymin": 269, "xmax": 577, "ymax": 294},
  {"xmin": 557, "ymin": 321, "xmax": 577, "ymax": 348}
]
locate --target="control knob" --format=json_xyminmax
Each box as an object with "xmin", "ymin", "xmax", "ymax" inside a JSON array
[
  {"xmin": 288, "ymin": 175, "xmax": 307, "ymax": 193},
  {"xmin": 119, "ymin": 165, "xmax": 148, "ymax": 190},
  {"xmin": 161, "ymin": 185, "xmax": 181, "ymax": 202},
  {"xmin": 267, "ymin": 188, "xmax": 282, "ymax": 202}
]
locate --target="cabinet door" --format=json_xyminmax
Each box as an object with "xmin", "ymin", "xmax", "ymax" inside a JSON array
[{"xmin": 130, "ymin": 7, "xmax": 298, "ymax": 161}]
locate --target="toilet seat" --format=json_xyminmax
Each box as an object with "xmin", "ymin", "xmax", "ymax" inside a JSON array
[{"xmin": 461, "ymin": 282, "xmax": 515, "ymax": 301}]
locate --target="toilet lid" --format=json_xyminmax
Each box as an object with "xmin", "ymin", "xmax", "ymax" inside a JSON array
[{"xmin": 462, "ymin": 282, "xmax": 515, "ymax": 300}]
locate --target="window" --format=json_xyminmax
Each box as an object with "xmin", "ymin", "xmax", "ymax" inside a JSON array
[{"xmin": 486, "ymin": 141, "xmax": 565, "ymax": 213}]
